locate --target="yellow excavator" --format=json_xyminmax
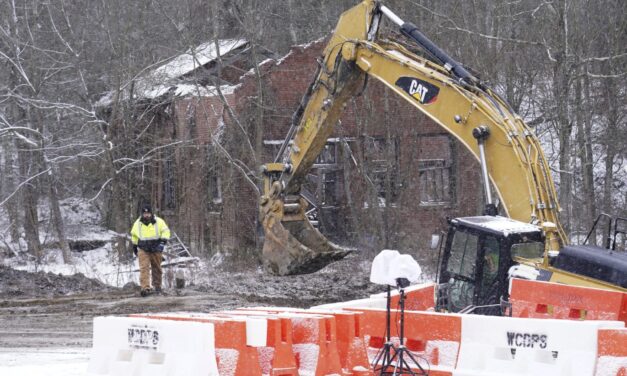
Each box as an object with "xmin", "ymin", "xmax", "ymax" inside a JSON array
[{"xmin": 259, "ymin": 0, "xmax": 627, "ymax": 311}]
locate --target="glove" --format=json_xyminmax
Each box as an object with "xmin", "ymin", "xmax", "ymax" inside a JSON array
[
  {"xmin": 156, "ymin": 241, "xmax": 165, "ymax": 252},
  {"xmin": 156, "ymin": 238, "xmax": 167, "ymax": 252},
  {"xmin": 133, "ymin": 245, "xmax": 138, "ymax": 256}
]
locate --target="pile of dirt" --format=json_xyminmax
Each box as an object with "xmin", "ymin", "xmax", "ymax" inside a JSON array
[
  {"xmin": 0, "ymin": 265, "xmax": 117, "ymax": 298},
  {"xmin": 197, "ymin": 254, "xmax": 388, "ymax": 308}
]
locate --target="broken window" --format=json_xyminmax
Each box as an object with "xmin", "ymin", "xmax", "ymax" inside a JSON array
[
  {"xmin": 263, "ymin": 138, "xmax": 345, "ymax": 235},
  {"xmin": 263, "ymin": 140, "xmax": 286, "ymax": 163},
  {"xmin": 316, "ymin": 143, "xmax": 337, "ymax": 165},
  {"xmin": 320, "ymin": 170, "xmax": 338, "ymax": 206},
  {"xmin": 262, "ymin": 140, "xmax": 337, "ymax": 165},
  {"xmin": 363, "ymin": 136, "xmax": 400, "ymax": 206},
  {"xmin": 263, "ymin": 139, "xmax": 343, "ymax": 207},
  {"xmin": 418, "ymin": 159, "xmax": 452, "ymax": 205},
  {"xmin": 206, "ymin": 147, "xmax": 222, "ymax": 211},
  {"xmin": 188, "ymin": 112, "xmax": 196, "ymax": 130},
  {"xmin": 313, "ymin": 143, "xmax": 340, "ymax": 206},
  {"xmin": 186, "ymin": 103, "xmax": 196, "ymax": 137},
  {"xmin": 208, "ymin": 171, "xmax": 222, "ymax": 204}
]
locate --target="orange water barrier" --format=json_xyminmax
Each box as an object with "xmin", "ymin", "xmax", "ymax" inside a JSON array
[
  {"xmin": 509, "ymin": 279, "xmax": 627, "ymax": 324},
  {"xmin": 210, "ymin": 311, "xmax": 298, "ymax": 376},
  {"xmin": 596, "ymin": 328, "xmax": 627, "ymax": 376},
  {"xmin": 346, "ymin": 308, "xmax": 459, "ymax": 376},
  {"xmin": 236, "ymin": 307, "xmax": 372, "ymax": 376},
  {"xmin": 392, "ymin": 283, "xmax": 435, "ymax": 311}
]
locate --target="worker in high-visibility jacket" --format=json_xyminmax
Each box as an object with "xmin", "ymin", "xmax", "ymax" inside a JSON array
[{"xmin": 130, "ymin": 205, "xmax": 171, "ymax": 297}]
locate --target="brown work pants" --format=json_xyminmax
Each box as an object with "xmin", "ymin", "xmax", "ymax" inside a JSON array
[{"xmin": 138, "ymin": 249, "xmax": 163, "ymax": 290}]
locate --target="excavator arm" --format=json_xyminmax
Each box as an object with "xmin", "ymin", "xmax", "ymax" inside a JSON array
[{"xmin": 260, "ymin": 0, "xmax": 565, "ymax": 275}]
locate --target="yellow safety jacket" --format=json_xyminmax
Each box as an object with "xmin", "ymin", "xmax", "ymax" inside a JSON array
[{"xmin": 130, "ymin": 216, "xmax": 171, "ymax": 252}]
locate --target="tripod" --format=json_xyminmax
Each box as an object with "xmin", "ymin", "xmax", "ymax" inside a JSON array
[
  {"xmin": 372, "ymin": 281, "xmax": 428, "ymax": 376},
  {"xmin": 371, "ymin": 286, "xmax": 394, "ymax": 373}
]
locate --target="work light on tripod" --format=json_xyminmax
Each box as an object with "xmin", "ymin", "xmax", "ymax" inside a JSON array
[{"xmin": 369, "ymin": 250, "xmax": 428, "ymax": 376}]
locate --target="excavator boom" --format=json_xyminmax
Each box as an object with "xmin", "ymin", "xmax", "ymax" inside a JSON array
[
  {"xmin": 260, "ymin": 1, "xmax": 377, "ymax": 275},
  {"xmin": 260, "ymin": 1, "xmax": 564, "ymax": 275}
]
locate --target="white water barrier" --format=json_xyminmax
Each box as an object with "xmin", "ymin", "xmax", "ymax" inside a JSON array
[
  {"xmin": 87, "ymin": 316, "xmax": 219, "ymax": 376},
  {"xmin": 454, "ymin": 314, "xmax": 624, "ymax": 376}
]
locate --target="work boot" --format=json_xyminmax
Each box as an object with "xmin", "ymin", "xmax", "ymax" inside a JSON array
[
  {"xmin": 154, "ymin": 287, "xmax": 163, "ymax": 295},
  {"xmin": 140, "ymin": 288, "xmax": 151, "ymax": 297}
]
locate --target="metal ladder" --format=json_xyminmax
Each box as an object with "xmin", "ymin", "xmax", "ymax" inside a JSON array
[{"xmin": 166, "ymin": 232, "xmax": 193, "ymax": 259}]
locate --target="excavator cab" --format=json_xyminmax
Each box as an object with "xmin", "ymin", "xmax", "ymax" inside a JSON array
[
  {"xmin": 437, "ymin": 214, "xmax": 627, "ymax": 314},
  {"xmin": 436, "ymin": 216, "xmax": 545, "ymax": 315}
]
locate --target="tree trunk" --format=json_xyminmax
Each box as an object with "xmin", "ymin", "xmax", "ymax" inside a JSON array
[
  {"xmin": 47, "ymin": 170, "xmax": 72, "ymax": 264},
  {"xmin": 601, "ymin": 78, "xmax": 618, "ymax": 215},
  {"xmin": 553, "ymin": 0, "xmax": 573, "ymax": 235},
  {"xmin": 599, "ymin": 6, "xmax": 622, "ymax": 216},
  {"xmin": 102, "ymin": 92, "xmax": 132, "ymax": 261},
  {"xmin": 575, "ymin": 70, "xmax": 596, "ymax": 235},
  {"xmin": 29, "ymin": 105, "xmax": 74, "ymax": 264},
  {"xmin": 17, "ymin": 138, "xmax": 42, "ymax": 262},
  {"xmin": 2, "ymin": 138, "xmax": 21, "ymax": 243}
]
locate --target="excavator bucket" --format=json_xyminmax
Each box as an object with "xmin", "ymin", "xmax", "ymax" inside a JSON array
[{"xmin": 261, "ymin": 197, "xmax": 353, "ymax": 275}]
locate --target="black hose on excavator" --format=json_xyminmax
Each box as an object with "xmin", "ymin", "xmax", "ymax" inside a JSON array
[{"xmin": 399, "ymin": 22, "xmax": 477, "ymax": 85}]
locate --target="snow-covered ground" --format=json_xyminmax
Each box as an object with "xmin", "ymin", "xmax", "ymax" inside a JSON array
[
  {"xmin": 1, "ymin": 198, "xmax": 208, "ymax": 289},
  {"xmin": 0, "ymin": 348, "xmax": 89, "ymax": 376},
  {"xmin": 4, "ymin": 242, "xmax": 207, "ymax": 289},
  {"xmin": 6, "ymin": 245, "xmax": 136, "ymax": 287}
]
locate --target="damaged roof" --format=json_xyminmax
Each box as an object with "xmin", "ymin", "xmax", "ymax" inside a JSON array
[
  {"xmin": 146, "ymin": 39, "xmax": 247, "ymax": 84},
  {"xmin": 96, "ymin": 39, "xmax": 248, "ymax": 107}
]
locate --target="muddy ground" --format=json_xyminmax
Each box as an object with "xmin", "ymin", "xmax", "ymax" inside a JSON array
[{"xmin": 0, "ymin": 255, "xmax": 385, "ymax": 349}]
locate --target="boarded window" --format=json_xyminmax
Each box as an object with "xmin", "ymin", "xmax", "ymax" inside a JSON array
[
  {"xmin": 363, "ymin": 137, "xmax": 399, "ymax": 206},
  {"xmin": 412, "ymin": 134, "xmax": 455, "ymax": 206},
  {"xmin": 418, "ymin": 159, "xmax": 451, "ymax": 205}
]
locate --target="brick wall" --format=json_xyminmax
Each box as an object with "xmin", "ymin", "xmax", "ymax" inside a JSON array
[{"xmin": 161, "ymin": 39, "xmax": 483, "ymax": 266}]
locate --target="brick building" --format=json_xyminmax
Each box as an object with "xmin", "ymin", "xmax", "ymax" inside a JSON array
[{"xmin": 109, "ymin": 39, "xmax": 484, "ymax": 265}]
